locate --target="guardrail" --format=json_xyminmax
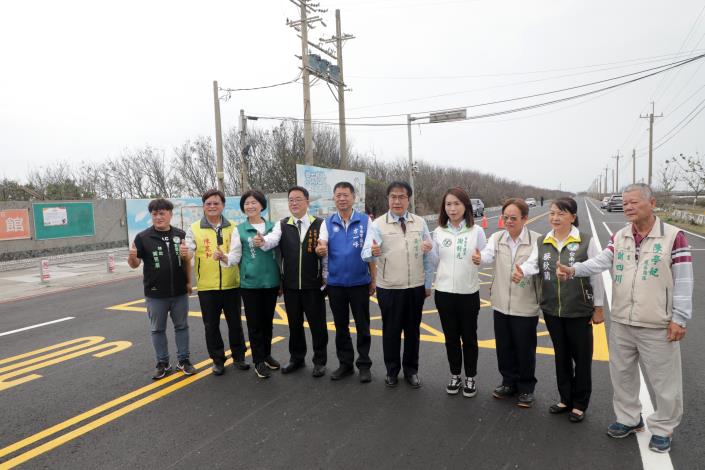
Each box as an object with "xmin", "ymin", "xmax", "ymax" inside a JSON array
[{"xmin": 669, "ymin": 209, "xmax": 705, "ymax": 226}]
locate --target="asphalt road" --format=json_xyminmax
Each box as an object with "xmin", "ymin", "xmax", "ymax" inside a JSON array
[{"xmin": 1, "ymin": 198, "xmax": 702, "ymax": 470}]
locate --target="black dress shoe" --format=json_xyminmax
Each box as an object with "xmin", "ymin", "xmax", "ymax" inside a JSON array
[
  {"xmin": 281, "ymin": 361, "xmax": 304, "ymax": 374},
  {"xmin": 312, "ymin": 364, "xmax": 326, "ymax": 378},
  {"xmin": 492, "ymin": 385, "xmax": 517, "ymax": 399},
  {"xmin": 549, "ymin": 403, "xmax": 570, "ymax": 414},
  {"xmin": 384, "ymin": 375, "xmax": 398, "ymax": 388},
  {"xmin": 404, "ymin": 374, "xmax": 421, "ymax": 389},
  {"xmin": 359, "ymin": 368, "xmax": 372, "ymax": 383},
  {"xmin": 331, "ymin": 365, "xmax": 354, "ymax": 380},
  {"xmin": 212, "ymin": 363, "xmax": 225, "ymax": 376}
]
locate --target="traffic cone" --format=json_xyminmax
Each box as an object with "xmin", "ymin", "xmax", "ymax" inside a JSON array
[
  {"xmin": 481, "ymin": 215, "xmax": 488, "ymax": 229},
  {"xmin": 498, "ymin": 216, "xmax": 505, "ymax": 228}
]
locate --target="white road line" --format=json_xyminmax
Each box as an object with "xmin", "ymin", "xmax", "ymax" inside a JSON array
[
  {"xmin": 587, "ymin": 197, "xmax": 605, "ymax": 216},
  {"xmin": 0, "ymin": 317, "xmax": 75, "ymax": 337},
  {"xmin": 584, "ymin": 200, "xmax": 673, "ymax": 470},
  {"xmin": 679, "ymin": 227, "xmax": 705, "ymax": 241}
]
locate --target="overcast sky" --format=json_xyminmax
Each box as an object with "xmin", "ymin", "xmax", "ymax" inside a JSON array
[{"xmin": 1, "ymin": 0, "xmax": 704, "ymax": 192}]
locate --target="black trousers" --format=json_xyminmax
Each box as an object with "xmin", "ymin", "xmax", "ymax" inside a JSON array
[
  {"xmin": 544, "ymin": 314, "xmax": 593, "ymax": 411},
  {"xmin": 435, "ymin": 290, "xmax": 480, "ymax": 377},
  {"xmin": 493, "ymin": 310, "xmax": 538, "ymax": 393},
  {"xmin": 377, "ymin": 285, "xmax": 425, "ymax": 377},
  {"xmin": 283, "ymin": 288, "xmax": 328, "ymax": 365},
  {"xmin": 241, "ymin": 287, "xmax": 278, "ymax": 365},
  {"xmin": 197, "ymin": 288, "xmax": 247, "ymax": 365},
  {"xmin": 327, "ymin": 285, "xmax": 372, "ymax": 369}
]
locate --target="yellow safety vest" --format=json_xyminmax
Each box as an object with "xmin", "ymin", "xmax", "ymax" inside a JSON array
[{"xmin": 191, "ymin": 220, "xmax": 240, "ymax": 291}]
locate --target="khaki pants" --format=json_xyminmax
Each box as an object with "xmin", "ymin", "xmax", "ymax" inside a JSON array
[{"xmin": 609, "ymin": 321, "xmax": 683, "ymax": 436}]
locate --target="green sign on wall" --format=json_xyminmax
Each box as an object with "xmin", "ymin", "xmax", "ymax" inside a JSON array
[{"xmin": 32, "ymin": 202, "xmax": 96, "ymax": 240}]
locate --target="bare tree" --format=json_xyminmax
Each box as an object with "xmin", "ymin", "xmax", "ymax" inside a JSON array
[
  {"xmin": 656, "ymin": 160, "xmax": 680, "ymax": 207},
  {"xmin": 671, "ymin": 152, "xmax": 705, "ymax": 206},
  {"xmin": 174, "ymin": 137, "xmax": 217, "ymax": 197}
]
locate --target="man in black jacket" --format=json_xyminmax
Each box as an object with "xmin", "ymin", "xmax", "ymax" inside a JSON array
[
  {"xmin": 256, "ymin": 186, "xmax": 328, "ymax": 377},
  {"xmin": 128, "ymin": 198, "xmax": 196, "ymax": 379}
]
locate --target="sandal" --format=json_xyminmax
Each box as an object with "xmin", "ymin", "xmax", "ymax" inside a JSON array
[{"xmin": 569, "ymin": 409, "xmax": 585, "ymax": 422}]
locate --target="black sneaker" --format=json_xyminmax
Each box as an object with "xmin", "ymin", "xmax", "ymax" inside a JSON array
[
  {"xmin": 446, "ymin": 375, "xmax": 462, "ymax": 395},
  {"xmin": 152, "ymin": 362, "xmax": 172, "ymax": 380},
  {"xmin": 463, "ymin": 377, "xmax": 477, "ymax": 398},
  {"xmin": 264, "ymin": 356, "xmax": 280, "ymax": 370},
  {"xmin": 255, "ymin": 362, "xmax": 271, "ymax": 379},
  {"xmin": 177, "ymin": 359, "xmax": 196, "ymax": 376},
  {"xmin": 232, "ymin": 358, "xmax": 251, "ymax": 371}
]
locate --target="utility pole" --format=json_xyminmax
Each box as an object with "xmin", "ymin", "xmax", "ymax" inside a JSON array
[
  {"xmin": 632, "ymin": 148, "xmax": 636, "ymax": 185},
  {"xmin": 239, "ymin": 109, "xmax": 249, "ymax": 192},
  {"xmin": 598, "ymin": 175, "xmax": 602, "ymax": 195},
  {"xmin": 612, "ymin": 151, "xmax": 621, "ymax": 193},
  {"xmin": 335, "ymin": 10, "xmax": 348, "ymax": 168},
  {"xmin": 213, "ymin": 80, "xmax": 225, "ymax": 192},
  {"xmin": 320, "ymin": 9, "xmax": 354, "ymax": 169},
  {"xmin": 604, "ymin": 166, "xmax": 609, "ymax": 195},
  {"xmin": 612, "ymin": 169, "xmax": 615, "ymax": 193},
  {"xmin": 299, "ymin": 1, "xmax": 313, "ymax": 165},
  {"xmin": 640, "ymin": 102, "xmax": 663, "ymax": 186},
  {"xmin": 407, "ymin": 114, "xmax": 416, "ymax": 213}
]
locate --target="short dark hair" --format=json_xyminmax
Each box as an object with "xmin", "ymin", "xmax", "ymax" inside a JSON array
[
  {"xmin": 202, "ymin": 188, "xmax": 226, "ymax": 204},
  {"xmin": 386, "ymin": 181, "xmax": 412, "ymax": 197},
  {"xmin": 438, "ymin": 187, "xmax": 474, "ymax": 228},
  {"xmin": 551, "ymin": 197, "xmax": 579, "ymax": 227},
  {"xmin": 148, "ymin": 198, "xmax": 174, "ymax": 213},
  {"xmin": 240, "ymin": 189, "xmax": 267, "ymax": 212},
  {"xmin": 288, "ymin": 185, "xmax": 309, "ymax": 199},
  {"xmin": 502, "ymin": 198, "xmax": 529, "ymax": 218},
  {"xmin": 333, "ymin": 181, "xmax": 355, "ymax": 194}
]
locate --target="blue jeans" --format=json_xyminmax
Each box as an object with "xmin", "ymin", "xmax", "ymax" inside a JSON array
[{"xmin": 146, "ymin": 295, "xmax": 190, "ymax": 363}]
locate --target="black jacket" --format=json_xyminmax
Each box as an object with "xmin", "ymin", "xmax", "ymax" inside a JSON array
[{"xmin": 135, "ymin": 226, "xmax": 188, "ymax": 298}]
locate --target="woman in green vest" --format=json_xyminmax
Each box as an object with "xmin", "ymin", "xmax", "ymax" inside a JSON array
[
  {"xmin": 517, "ymin": 197, "xmax": 604, "ymax": 423},
  {"xmin": 238, "ymin": 190, "xmax": 282, "ymax": 379}
]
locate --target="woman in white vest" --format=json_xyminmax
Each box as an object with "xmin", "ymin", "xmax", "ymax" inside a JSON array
[
  {"xmin": 430, "ymin": 187, "xmax": 487, "ymax": 398},
  {"xmin": 473, "ymin": 198, "xmax": 541, "ymax": 408}
]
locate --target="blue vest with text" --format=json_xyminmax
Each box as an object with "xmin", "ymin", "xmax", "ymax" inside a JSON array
[{"xmin": 326, "ymin": 212, "xmax": 371, "ymax": 287}]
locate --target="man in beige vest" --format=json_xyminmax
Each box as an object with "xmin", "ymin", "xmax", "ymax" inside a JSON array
[
  {"xmin": 361, "ymin": 181, "xmax": 433, "ymax": 388},
  {"xmin": 558, "ymin": 183, "xmax": 693, "ymax": 454}
]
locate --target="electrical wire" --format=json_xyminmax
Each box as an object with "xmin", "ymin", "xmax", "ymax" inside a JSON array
[
  {"xmin": 220, "ymin": 73, "xmax": 302, "ymax": 93},
  {"xmin": 251, "ymin": 52, "xmax": 705, "ymax": 127}
]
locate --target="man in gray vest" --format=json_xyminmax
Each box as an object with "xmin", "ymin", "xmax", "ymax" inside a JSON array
[
  {"xmin": 557, "ymin": 183, "xmax": 693, "ymax": 453},
  {"xmin": 361, "ymin": 181, "xmax": 433, "ymax": 388}
]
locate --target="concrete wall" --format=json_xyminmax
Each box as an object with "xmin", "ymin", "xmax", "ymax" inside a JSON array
[{"xmin": 0, "ymin": 200, "xmax": 128, "ymax": 261}]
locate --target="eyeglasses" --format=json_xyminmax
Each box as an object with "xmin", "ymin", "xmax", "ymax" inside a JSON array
[
  {"xmin": 204, "ymin": 202, "xmax": 222, "ymax": 207},
  {"xmin": 288, "ymin": 198, "xmax": 306, "ymax": 203},
  {"xmin": 501, "ymin": 215, "xmax": 520, "ymax": 222},
  {"xmin": 389, "ymin": 195, "xmax": 409, "ymax": 201}
]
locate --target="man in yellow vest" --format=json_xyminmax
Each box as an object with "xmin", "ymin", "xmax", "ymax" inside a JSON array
[{"xmin": 185, "ymin": 189, "xmax": 249, "ymax": 375}]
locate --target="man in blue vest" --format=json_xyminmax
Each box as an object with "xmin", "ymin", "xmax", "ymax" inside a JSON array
[{"xmin": 316, "ymin": 182, "xmax": 376, "ymax": 383}]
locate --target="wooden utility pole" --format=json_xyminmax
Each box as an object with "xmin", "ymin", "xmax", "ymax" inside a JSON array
[
  {"xmin": 407, "ymin": 114, "xmax": 416, "ymax": 213},
  {"xmin": 213, "ymin": 80, "xmax": 225, "ymax": 192},
  {"xmin": 640, "ymin": 102, "xmax": 663, "ymax": 186},
  {"xmin": 632, "ymin": 148, "xmax": 636, "ymax": 185}
]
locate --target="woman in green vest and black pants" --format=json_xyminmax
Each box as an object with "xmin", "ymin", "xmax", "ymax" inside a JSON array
[
  {"xmin": 517, "ymin": 197, "xmax": 604, "ymax": 422},
  {"xmin": 237, "ymin": 190, "xmax": 282, "ymax": 379}
]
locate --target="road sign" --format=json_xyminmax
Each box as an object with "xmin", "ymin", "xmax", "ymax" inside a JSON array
[{"xmin": 429, "ymin": 109, "xmax": 467, "ymax": 123}]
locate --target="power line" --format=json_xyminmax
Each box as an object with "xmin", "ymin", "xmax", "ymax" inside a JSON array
[
  {"xmin": 252, "ymin": 52, "xmax": 705, "ymax": 127},
  {"xmin": 219, "ymin": 73, "xmax": 302, "ymax": 95},
  {"xmin": 326, "ymin": 53, "xmax": 705, "ymax": 121}
]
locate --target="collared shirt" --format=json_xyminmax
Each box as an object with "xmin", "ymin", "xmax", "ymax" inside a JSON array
[
  {"xmin": 522, "ymin": 225, "xmax": 604, "ymax": 307},
  {"xmin": 261, "ymin": 212, "xmax": 312, "ymax": 250},
  {"xmin": 360, "ymin": 211, "xmax": 434, "ymax": 289},
  {"xmin": 319, "ymin": 210, "xmax": 372, "ymax": 241},
  {"xmin": 480, "ymin": 226, "xmax": 530, "ymax": 267},
  {"xmin": 184, "ymin": 216, "xmax": 242, "ymax": 268}
]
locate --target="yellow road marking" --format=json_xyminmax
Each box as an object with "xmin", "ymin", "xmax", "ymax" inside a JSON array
[
  {"xmin": 0, "ymin": 338, "xmax": 284, "ymax": 469},
  {"xmin": 0, "ymin": 337, "xmax": 131, "ymax": 392}
]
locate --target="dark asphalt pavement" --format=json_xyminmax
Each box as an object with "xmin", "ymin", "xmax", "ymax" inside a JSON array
[{"xmin": 1, "ymin": 198, "xmax": 702, "ymax": 469}]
